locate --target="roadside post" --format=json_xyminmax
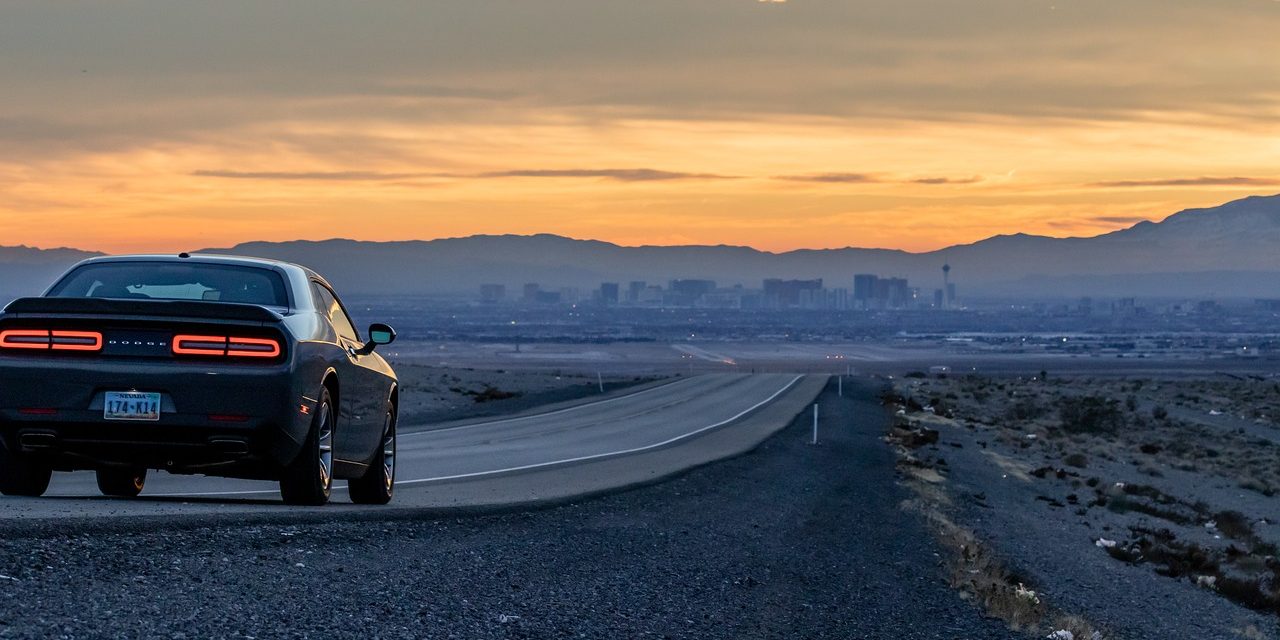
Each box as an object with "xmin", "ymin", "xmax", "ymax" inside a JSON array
[
  {"xmin": 811, "ymin": 403, "xmax": 819, "ymax": 445},
  {"xmin": 597, "ymin": 371, "xmax": 604, "ymax": 393},
  {"xmin": 838, "ymin": 375, "xmax": 843, "ymax": 397}
]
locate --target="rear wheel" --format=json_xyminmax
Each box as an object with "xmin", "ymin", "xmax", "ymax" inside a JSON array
[
  {"xmin": 96, "ymin": 468, "xmax": 146, "ymax": 497},
  {"xmin": 279, "ymin": 389, "xmax": 334, "ymax": 506},
  {"xmin": 349, "ymin": 406, "xmax": 396, "ymax": 505},
  {"xmin": 0, "ymin": 440, "xmax": 51, "ymax": 497}
]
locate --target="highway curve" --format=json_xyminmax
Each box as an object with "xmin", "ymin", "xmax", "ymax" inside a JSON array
[{"xmin": 0, "ymin": 373, "xmax": 825, "ymax": 524}]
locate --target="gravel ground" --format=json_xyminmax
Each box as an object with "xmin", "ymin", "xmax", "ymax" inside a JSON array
[
  {"xmin": 893, "ymin": 376, "xmax": 1280, "ymax": 639},
  {"xmin": 0, "ymin": 381, "xmax": 1015, "ymax": 639}
]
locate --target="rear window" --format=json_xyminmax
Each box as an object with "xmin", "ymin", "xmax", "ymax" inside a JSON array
[{"xmin": 47, "ymin": 262, "xmax": 289, "ymax": 307}]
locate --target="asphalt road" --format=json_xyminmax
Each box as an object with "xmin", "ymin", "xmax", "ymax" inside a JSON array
[
  {"xmin": 0, "ymin": 374, "xmax": 823, "ymax": 524},
  {"xmin": 0, "ymin": 379, "xmax": 1019, "ymax": 639}
]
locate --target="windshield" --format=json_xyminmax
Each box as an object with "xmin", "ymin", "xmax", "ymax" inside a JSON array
[{"xmin": 47, "ymin": 262, "xmax": 289, "ymax": 307}]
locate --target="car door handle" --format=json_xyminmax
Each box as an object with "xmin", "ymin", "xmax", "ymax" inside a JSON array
[{"xmin": 346, "ymin": 345, "xmax": 358, "ymax": 357}]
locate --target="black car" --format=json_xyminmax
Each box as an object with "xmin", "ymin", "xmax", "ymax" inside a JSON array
[{"xmin": 0, "ymin": 254, "xmax": 399, "ymax": 505}]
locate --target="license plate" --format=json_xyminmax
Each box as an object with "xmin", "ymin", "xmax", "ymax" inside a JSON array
[{"xmin": 104, "ymin": 391, "xmax": 161, "ymax": 422}]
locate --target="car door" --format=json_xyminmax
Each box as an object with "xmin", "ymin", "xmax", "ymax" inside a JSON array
[{"xmin": 312, "ymin": 282, "xmax": 381, "ymax": 462}]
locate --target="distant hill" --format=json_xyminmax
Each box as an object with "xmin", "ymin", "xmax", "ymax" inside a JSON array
[
  {"xmin": 1, "ymin": 194, "xmax": 1279, "ymax": 300},
  {"xmin": 201, "ymin": 194, "xmax": 1280, "ymax": 298},
  {"xmin": 0, "ymin": 245, "xmax": 102, "ymax": 301}
]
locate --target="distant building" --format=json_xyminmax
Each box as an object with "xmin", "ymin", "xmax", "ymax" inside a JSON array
[
  {"xmin": 599, "ymin": 282, "xmax": 619, "ymax": 305},
  {"xmin": 558, "ymin": 287, "xmax": 582, "ymax": 304},
  {"xmin": 668, "ymin": 279, "xmax": 716, "ymax": 306},
  {"xmin": 627, "ymin": 281, "xmax": 647, "ymax": 303},
  {"xmin": 853, "ymin": 274, "xmax": 912, "ymax": 309},
  {"xmin": 669, "ymin": 279, "xmax": 715, "ymax": 297},
  {"xmin": 479, "ymin": 284, "xmax": 505, "ymax": 303},
  {"xmin": 1078, "ymin": 297, "xmax": 1094, "ymax": 316},
  {"xmin": 1112, "ymin": 297, "xmax": 1137, "ymax": 317},
  {"xmin": 763, "ymin": 278, "xmax": 823, "ymax": 308},
  {"xmin": 875, "ymin": 277, "xmax": 912, "ymax": 309},
  {"xmin": 522, "ymin": 283, "xmax": 540, "ymax": 302},
  {"xmin": 638, "ymin": 285, "xmax": 664, "ymax": 305},
  {"xmin": 534, "ymin": 290, "xmax": 562, "ymax": 305},
  {"xmin": 853, "ymin": 274, "xmax": 878, "ymax": 307}
]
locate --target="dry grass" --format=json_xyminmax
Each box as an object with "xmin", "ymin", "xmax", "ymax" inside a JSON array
[{"xmin": 904, "ymin": 498, "xmax": 1051, "ymax": 632}]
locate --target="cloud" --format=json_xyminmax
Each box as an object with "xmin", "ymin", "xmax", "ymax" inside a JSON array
[
  {"xmin": 193, "ymin": 170, "xmax": 439, "ymax": 181},
  {"xmin": 1091, "ymin": 176, "xmax": 1280, "ymax": 188},
  {"xmin": 474, "ymin": 169, "xmax": 736, "ymax": 182},
  {"xmin": 775, "ymin": 173, "xmax": 983, "ymax": 185},
  {"xmin": 910, "ymin": 175, "xmax": 983, "ymax": 185},
  {"xmin": 774, "ymin": 173, "xmax": 880, "ymax": 184},
  {"xmin": 193, "ymin": 168, "xmax": 734, "ymax": 183},
  {"xmin": 1090, "ymin": 215, "xmax": 1150, "ymax": 225}
]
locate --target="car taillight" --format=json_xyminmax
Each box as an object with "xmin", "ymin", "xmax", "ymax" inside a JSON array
[
  {"xmin": 0, "ymin": 329, "xmax": 103, "ymax": 352},
  {"xmin": 172, "ymin": 334, "xmax": 281, "ymax": 359}
]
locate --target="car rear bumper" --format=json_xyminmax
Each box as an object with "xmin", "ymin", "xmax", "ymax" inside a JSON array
[{"xmin": 0, "ymin": 357, "xmax": 317, "ymax": 477}]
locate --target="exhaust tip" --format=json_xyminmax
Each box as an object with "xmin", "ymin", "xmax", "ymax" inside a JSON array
[
  {"xmin": 18, "ymin": 432, "xmax": 58, "ymax": 449},
  {"xmin": 208, "ymin": 438, "xmax": 250, "ymax": 456}
]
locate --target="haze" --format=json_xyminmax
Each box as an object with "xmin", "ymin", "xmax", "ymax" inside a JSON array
[{"xmin": 2, "ymin": 0, "xmax": 1278, "ymax": 253}]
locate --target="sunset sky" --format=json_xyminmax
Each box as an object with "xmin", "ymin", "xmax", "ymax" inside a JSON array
[{"xmin": 2, "ymin": 0, "xmax": 1279, "ymax": 254}]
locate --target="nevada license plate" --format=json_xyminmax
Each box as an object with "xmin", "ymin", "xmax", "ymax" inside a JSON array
[{"xmin": 103, "ymin": 391, "xmax": 161, "ymax": 422}]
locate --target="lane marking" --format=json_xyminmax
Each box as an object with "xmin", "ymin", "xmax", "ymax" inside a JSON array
[{"xmin": 149, "ymin": 374, "xmax": 803, "ymax": 497}]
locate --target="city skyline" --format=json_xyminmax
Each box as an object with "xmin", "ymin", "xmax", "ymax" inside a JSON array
[{"xmin": 2, "ymin": 1, "xmax": 1279, "ymax": 253}]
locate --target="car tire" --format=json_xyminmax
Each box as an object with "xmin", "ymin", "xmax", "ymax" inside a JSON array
[
  {"xmin": 280, "ymin": 388, "xmax": 334, "ymax": 506},
  {"xmin": 349, "ymin": 406, "xmax": 396, "ymax": 505},
  {"xmin": 0, "ymin": 440, "xmax": 52, "ymax": 497},
  {"xmin": 96, "ymin": 467, "xmax": 146, "ymax": 497}
]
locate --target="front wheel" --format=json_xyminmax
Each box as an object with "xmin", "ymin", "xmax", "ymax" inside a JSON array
[
  {"xmin": 280, "ymin": 389, "xmax": 335, "ymax": 506},
  {"xmin": 349, "ymin": 407, "xmax": 395, "ymax": 505},
  {"xmin": 0, "ymin": 441, "xmax": 51, "ymax": 497},
  {"xmin": 96, "ymin": 468, "xmax": 146, "ymax": 497}
]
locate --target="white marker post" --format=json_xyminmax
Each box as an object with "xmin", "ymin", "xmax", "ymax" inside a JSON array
[
  {"xmin": 597, "ymin": 371, "xmax": 604, "ymax": 393},
  {"xmin": 838, "ymin": 375, "xmax": 843, "ymax": 397},
  {"xmin": 811, "ymin": 403, "xmax": 819, "ymax": 445}
]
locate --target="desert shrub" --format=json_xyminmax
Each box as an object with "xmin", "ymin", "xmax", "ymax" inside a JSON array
[
  {"xmin": 1213, "ymin": 511, "xmax": 1254, "ymax": 541},
  {"xmin": 1006, "ymin": 397, "xmax": 1045, "ymax": 421},
  {"xmin": 1125, "ymin": 394, "xmax": 1138, "ymax": 411},
  {"xmin": 1058, "ymin": 396, "xmax": 1126, "ymax": 434},
  {"xmin": 1152, "ymin": 405, "xmax": 1169, "ymax": 420},
  {"xmin": 904, "ymin": 371, "xmax": 927, "ymax": 379},
  {"xmin": 471, "ymin": 386, "xmax": 521, "ymax": 403},
  {"xmin": 1063, "ymin": 453, "xmax": 1088, "ymax": 468}
]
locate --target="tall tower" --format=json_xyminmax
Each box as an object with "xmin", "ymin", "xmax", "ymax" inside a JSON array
[{"xmin": 941, "ymin": 263, "xmax": 951, "ymax": 309}]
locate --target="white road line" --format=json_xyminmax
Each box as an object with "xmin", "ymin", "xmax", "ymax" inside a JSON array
[
  {"xmin": 399, "ymin": 375, "xmax": 696, "ymax": 437},
  {"xmin": 150, "ymin": 375, "xmax": 803, "ymax": 498}
]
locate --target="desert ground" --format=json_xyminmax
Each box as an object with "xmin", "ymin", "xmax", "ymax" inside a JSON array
[{"xmin": 887, "ymin": 371, "xmax": 1280, "ymax": 639}]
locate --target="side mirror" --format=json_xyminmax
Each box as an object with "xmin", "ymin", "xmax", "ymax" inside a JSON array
[{"xmin": 367, "ymin": 323, "xmax": 397, "ymax": 347}]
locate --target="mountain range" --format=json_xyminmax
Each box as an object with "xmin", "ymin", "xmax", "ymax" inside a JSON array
[{"xmin": 3, "ymin": 194, "xmax": 1279, "ymax": 300}]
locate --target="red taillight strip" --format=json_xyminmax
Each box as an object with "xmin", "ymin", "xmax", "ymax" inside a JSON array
[
  {"xmin": 173, "ymin": 335, "xmax": 280, "ymax": 358},
  {"xmin": 51, "ymin": 330, "xmax": 103, "ymax": 351},
  {"xmin": 172, "ymin": 335, "xmax": 228, "ymax": 355},
  {"xmin": 0, "ymin": 329, "xmax": 51, "ymax": 349},
  {"xmin": 0, "ymin": 329, "xmax": 103, "ymax": 352},
  {"xmin": 227, "ymin": 337, "xmax": 281, "ymax": 358}
]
